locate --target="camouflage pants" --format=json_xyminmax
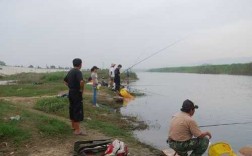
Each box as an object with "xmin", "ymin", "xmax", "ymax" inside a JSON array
[{"xmin": 169, "ymin": 137, "xmax": 209, "ymax": 156}]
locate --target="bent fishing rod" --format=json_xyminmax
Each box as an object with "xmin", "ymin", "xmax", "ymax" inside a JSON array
[{"xmin": 199, "ymin": 121, "xmax": 252, "ymax": 128}]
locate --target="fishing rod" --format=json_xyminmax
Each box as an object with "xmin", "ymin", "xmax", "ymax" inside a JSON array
[
  {"xmin": 123, "ymin": 36, "xmax": 189, "ymax": 73},
  {"xmin": 121, "ymin": 35, "xmax": 189, "ymax": 95},
  {"xmin": 121, "ymin": 36, "xmax": 188, "ymax": 90},
  {"xmin": 199, "ymin": 121, "xmax": 252, "ymax": 128}
]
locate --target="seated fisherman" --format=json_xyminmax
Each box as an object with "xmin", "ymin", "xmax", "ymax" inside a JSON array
[{"xmin": 167, "ymin": 99, "xmax": 212, "ymax": 156}]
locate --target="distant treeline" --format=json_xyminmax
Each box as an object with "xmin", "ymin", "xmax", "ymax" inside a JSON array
[{"xmin": 149, "ymin": 62, "xmax": 252, "ymax": 76}]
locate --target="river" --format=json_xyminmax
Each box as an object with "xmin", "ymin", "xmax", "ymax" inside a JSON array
[{"xmin": 121, "ymin": 72, "xmax": 252, "ymax": 152}]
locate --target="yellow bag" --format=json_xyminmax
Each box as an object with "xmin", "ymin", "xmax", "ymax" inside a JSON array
[
  {"xmin": 208, "ymin": 142, "xmax": 236, "ymax": 156},
  {"xmin": 120, "ymin": 88, "xmax": 134, "ymax": 99}
]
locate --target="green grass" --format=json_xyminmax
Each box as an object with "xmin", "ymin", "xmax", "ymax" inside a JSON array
[
  {"xmin": 0, "ymin": 100, "xmax": 72, "ymax": 146},
  {"xmin": 0, "ymin": 122, "xmax": 31, "ymax": 144},
  {"xmin": 86, "ymin": 119, "xmax": 131, "ymax": 137},
  {"xmin": 0, "ymin": 100, "xmax": 12, "ymax": 116},
  {"xmin": 0, "ymin": 69, "xmax": 138, "ymax": 84},
  {"xmin": 0, "ymin": 101, "xmax": 31, "ymax": 144},
  {"xmin": 36, "ymin": 116, "xmax": 72, "ymax": 136},
  {"xmin": 30, "ymin": 97, "xmax": 72, "ymax": 136},
  {"xmin": 34, "ymin": 97, "xmax": 135, "ymax": 139},
  {"xmin": 0, "ymin": 72, "xmax": 67, "ymax": 84},
  {"xmin": 35, "ymin": 97, "xmax": 69, "ymax": 117},
  {"xmin": 41, "ymin": 72, "xmax": 67, "ymax": 82},
  {"xmin": 149, "ymin": 62, "xmax": 252, "ymax": 75},
  {"xmin": 0, "ymin": 83, "xmax": 67, "ymax": 97},
  {"xmin": 0, "ymin": 70, "xmax": 137, "ymax": 97},
  {"xmin": 20, "ymin": 110, "xmax": 72, "ymax": 137}
]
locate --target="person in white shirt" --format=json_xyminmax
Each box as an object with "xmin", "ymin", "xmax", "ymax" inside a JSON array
[{"xmin": 109, "ymin": 63, "xmax": 116, "ymax": 89}]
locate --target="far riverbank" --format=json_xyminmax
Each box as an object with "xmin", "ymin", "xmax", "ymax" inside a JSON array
[{"xmin": 149, "ymin": 62, "xmax": 252, "ymax": 76}]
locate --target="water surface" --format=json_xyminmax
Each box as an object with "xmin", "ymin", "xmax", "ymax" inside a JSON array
[{"xmin": 121, "ymin": 72, "xmax": 252, "ymax": 152}]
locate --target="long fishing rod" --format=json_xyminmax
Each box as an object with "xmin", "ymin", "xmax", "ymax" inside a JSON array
[
  {"xmin": 121, "ymin": 35, "xmax": 189, "ymax": 94},
  {"xmin": 199, "ymin": 121, "xmax": 252, "ymax": 128},
  {"xmin": 123, "ymin": 36, "xmax": 189, "ymax": 73}
]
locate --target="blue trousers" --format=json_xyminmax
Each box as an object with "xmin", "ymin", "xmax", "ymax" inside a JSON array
[{"xmin": 92, "ymin": 86, "xmax": 97, "ymax": 105}]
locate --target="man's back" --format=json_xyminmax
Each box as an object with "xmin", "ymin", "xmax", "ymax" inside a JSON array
[
  {"xmin": 169, "ymin": 112, "xmax": 201, "ymax": 141},
  {"xmin": 114, "ymin": 68, "xmax": 120, "ymax": 80},
  {"xmin": 168, "ymin": 100, "xmax": 211, "ymax": 156},
  {"xmin": 64, "ymin": 68, "xmax": 83, "ymax": 91}
]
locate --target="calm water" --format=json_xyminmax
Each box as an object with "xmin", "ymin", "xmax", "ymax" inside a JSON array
[{"xmin": 121, "ymin": 72, "xmax": 252, "ymax": 152}]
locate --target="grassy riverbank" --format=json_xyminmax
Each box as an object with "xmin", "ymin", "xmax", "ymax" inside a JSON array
[
  {"xmin": 149, "ymin": 62, "xmax": 252, "ymax": 76},
  {"xmin": 0, "ymin": 71, "xmax": 161, "ymax": 156}
]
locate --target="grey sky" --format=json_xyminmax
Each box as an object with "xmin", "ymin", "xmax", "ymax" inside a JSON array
[{"xmin": 0, "ymin": 0, "xmax": 252, "ymax": 69}]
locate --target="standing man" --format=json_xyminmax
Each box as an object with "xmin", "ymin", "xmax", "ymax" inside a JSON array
[
  {"xmin": 64, "ymin": 58, "xmax": 86, "ymax": 135},
  {"xmin": 114, "ymin": 64, "xmax": 122, "ymax": 92},
  {"xmin": 109, "ymin": 63, "xmax": 116, "ymax": 89},
  {"xmin": 91, "ymin": 66, "xmax": 99, "ymax": 107},
  {"xmin": 167, "ymin": 99, "xmax": 212, "ymax": 156}
]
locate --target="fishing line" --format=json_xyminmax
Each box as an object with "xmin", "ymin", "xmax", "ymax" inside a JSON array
[
  {"xmin": 123, "ymin": 35, "xmax": 190, "ymax": 73},
  {"xmin": 199, "ymin": 121, "xmax": 252, "ymax": 128},
  {"xmin": 121, "ymin": 35, "xmax": 190, "ymax": 97}
]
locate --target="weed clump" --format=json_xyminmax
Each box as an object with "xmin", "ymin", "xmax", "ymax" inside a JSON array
[
  {"xmin": 36, "ymin": 116, "xmax": 71, "ymax": 136},
  {"xmin": 0, "ymin": 122, "xmax": 31, "ymax": 144},
  {"xmin": 35, "ymin": 97, "xmax": 69, "ymax": 114}
]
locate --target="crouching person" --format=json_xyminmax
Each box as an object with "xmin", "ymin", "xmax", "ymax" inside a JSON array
[{"xmin": 167, "ymin": 99, "xmax": 212, "ymax": 156}]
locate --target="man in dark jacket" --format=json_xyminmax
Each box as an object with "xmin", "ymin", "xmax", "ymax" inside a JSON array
[
  {"xmin": 114, "ymin": 64, "xmax": 122, "ymax": 92},
  {"xmin": 64, "ymin": 58, "xmax": 86, "ymax": 135}
]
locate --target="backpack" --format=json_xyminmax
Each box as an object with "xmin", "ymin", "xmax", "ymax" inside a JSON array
[
  {"xmin": 104, "ymin": 139, "xmax": 128, "ymax": 156},
  {"xmin": 74, "ymin": 139, "xmax": 112, "ymax": 156}
]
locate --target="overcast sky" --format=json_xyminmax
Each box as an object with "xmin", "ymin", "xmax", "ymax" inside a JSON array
[{"xmin": 0, "ymin": 0, "xmax": 252, "ymax": 69}]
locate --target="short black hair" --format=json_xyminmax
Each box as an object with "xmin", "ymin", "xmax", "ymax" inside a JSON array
[
  {"xmin": 118, "ymin": 64, "xmax": 122, "ymax": 68},
  {"xmin": 91, "ymin": 66, "xmax": 99, "ymax": 72},
  {"xmin": 73, "ymin": 58, "xmax": 82, "ymax": 67}
]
